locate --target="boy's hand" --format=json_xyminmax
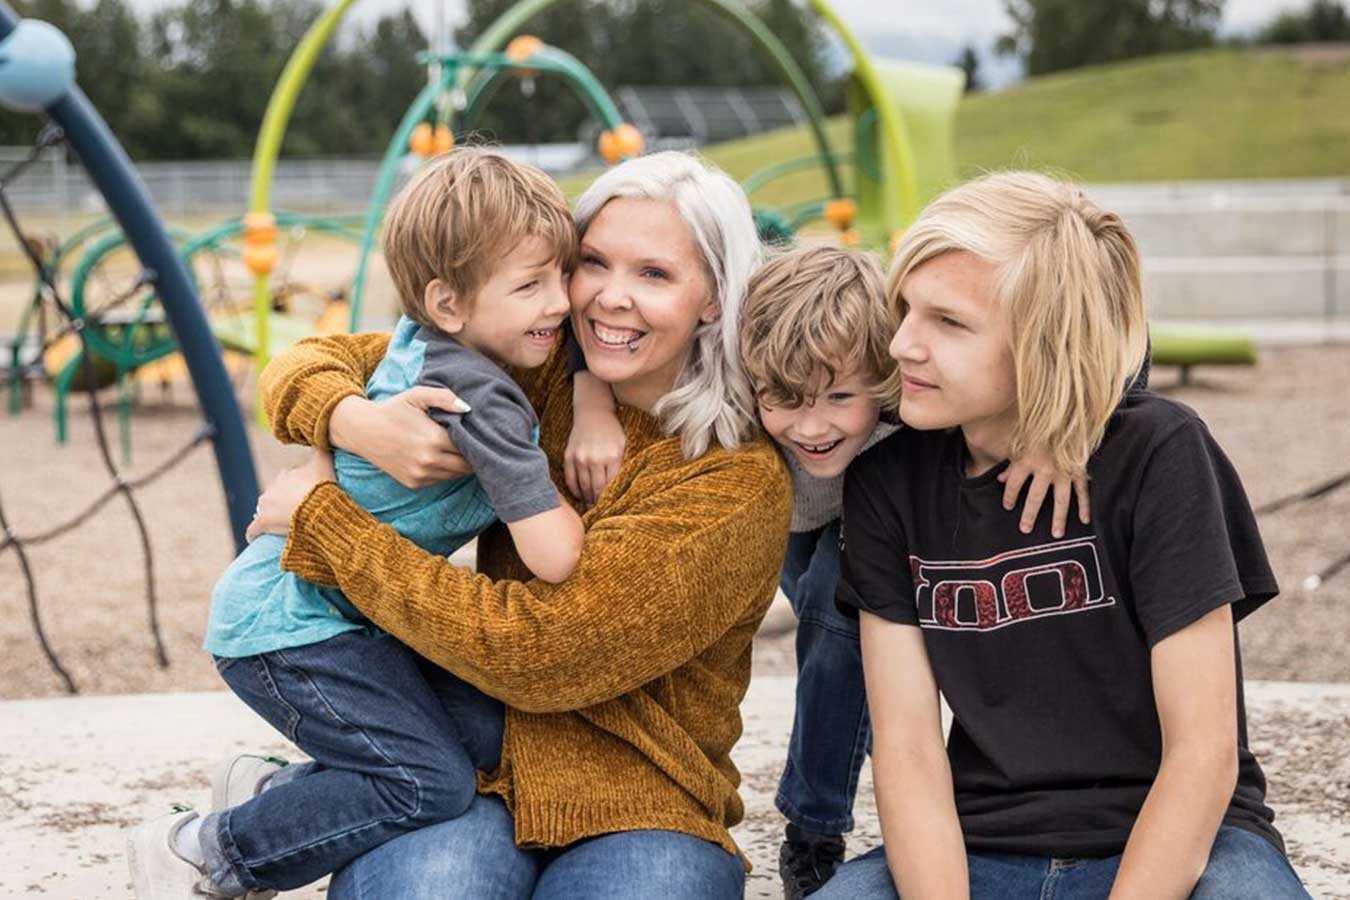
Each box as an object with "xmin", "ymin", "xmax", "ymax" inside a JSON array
[
  {"xmin": 565, "ymin": 410, "xmax": 625, "ymax": 507},
  {"xmin": 246, "ymin": 451, "xmax": 336, "ymax": 541},
  {"xmin": 330, "ymin": 387, "xmax": 471, "ymax": 488},
  {"xmin": 999, "ymin": 454, "xmax": 1090, "ymax": 539}
]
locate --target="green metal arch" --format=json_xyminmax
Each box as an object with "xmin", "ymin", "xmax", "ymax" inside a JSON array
[
  {"xmin": 246, "ymin": 0, "xmax": 858, "ymax": 388},
  {"xmin": 347, "ymin": 46, "xmax": 632, "ymax": 328},
  {"xmin": 459, "ymin": 45, "xmax": 626, "ymax": 134},
  {"xmin": 466, "ymin": 0, "xmax": 844, "ymax": 198}
]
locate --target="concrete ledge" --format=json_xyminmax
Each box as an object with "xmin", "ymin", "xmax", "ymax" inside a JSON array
[{"xmin": 2, "ymin": 679, "xmax": 1347, "ymax": 899}]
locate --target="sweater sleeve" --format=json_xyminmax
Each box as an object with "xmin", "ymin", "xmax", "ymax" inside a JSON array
[
  {"xmin": 280, "ymin": 452, "xmax": 791, "ymax": 713},
  {"xmin": 258, "ymin": 332, "xmax": 392, "ymax": 450}
]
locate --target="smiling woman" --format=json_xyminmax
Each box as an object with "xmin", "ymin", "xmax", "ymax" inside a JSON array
[
  {"xmin": 571, "ymin": 151, "xmax": 764, "ymax": 458},
  {"xmin": 240, "ymin": 150, "xmax": 791, "ymax": 899}
]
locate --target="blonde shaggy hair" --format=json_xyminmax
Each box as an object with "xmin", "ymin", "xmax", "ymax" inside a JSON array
[
  {"xmin": 382, "ymin": 147, "xmax": 577, "ymax": 331},
  {"xmin": 574, "ymin": 151, "xmax": 763, "ymax": 460},
  {"xmin": 740, "ymin": 246, "xmax": 899, "ymax": 412},
  {"xmin": 888, "ymin": 171, "xmax": 1148, "ymax": 476}
]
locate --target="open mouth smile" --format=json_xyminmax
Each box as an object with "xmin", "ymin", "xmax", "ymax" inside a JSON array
[{"xmin": 590, "ymin": 319, "xmax": 647, "ymax": 352}]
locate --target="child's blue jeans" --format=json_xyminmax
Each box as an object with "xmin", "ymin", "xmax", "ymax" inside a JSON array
[
  {"xmin": 202, "ymin": 628, "xmax": 504, "ymax": 894},
  {"xmin": 775, "ymin": 522, "xmax": 871, "ymax": 835}
]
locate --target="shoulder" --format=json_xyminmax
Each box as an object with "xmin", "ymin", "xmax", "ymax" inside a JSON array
[
  {"xmin": 1099, "ymin": 390, "xmax": 1212, "ymax": 465},
  {"xmin": 850, "ymin": 424, "xmax": 945, "ymax": 484},
  {"xmin": 628, "ymin": 432, "xmax": 792, "ymax": 522},
  {"xmin": 420, "ymin": 335, "xmax": 533, "ymax": 415}
]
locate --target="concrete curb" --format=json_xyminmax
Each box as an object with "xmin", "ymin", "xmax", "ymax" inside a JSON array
[{"xmin": 2, "ymin": 678, "xmax": 1347, "ymax": 898}]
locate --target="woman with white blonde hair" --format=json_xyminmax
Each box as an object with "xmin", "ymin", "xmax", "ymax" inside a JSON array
[
  {"xmin": 821, "ymin": 171, "xmax": 1310, "ymax": 900},
  {"xmin": 244, "ymin": 150, "xmax": 789, "ymax": 899}
]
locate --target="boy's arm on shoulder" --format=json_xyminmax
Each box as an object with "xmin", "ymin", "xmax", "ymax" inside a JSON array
[
  {"xmin": 259, "ymin": 332, "xmax": 392, "ymax": 449},
  {"xmin": 1109, "ymin": 604, "xmax": 1239, "ymax": 900},
  {"xmin": 862, "ymin": 613, "xmax": 969, "ymax": 899}
]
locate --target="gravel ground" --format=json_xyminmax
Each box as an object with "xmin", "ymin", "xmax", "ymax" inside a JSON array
[{"xmin": 1, "ymin": 344, "xmax": 1348, "ymax": 699}]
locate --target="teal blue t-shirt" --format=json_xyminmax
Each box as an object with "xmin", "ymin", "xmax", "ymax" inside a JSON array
[{"xmin": 204, "ymin": 316, "xmax": 557, "ymax": 658}]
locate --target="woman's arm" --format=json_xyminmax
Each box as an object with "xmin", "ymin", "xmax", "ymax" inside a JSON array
[
  {"xmin": 259, "ymin": 332, "xmax": 391, "ymax": 449},
  {"xmin": 1109, "ymin": 604, "xmax": 1239, "ymax": 899},
  {"xmin": 862, "ymin": 613, "xmax": 969, "ymax": 899},
  {"xmin": 259, "ymin": 331, "xmax": 471, "ymax": 487},
  {"xmin": 278, "ymin": 452, "xmax": 791, "ymax": 713}
]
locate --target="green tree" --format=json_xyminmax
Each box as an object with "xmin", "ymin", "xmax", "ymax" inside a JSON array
[
  {"xmin": 997, "ymin": 0, "xmax": 1225, "ymax": 75},
  {"xmin": 1260, "ymin": 0, "xmax": 1350, "ymax": 43},
  {"xmin": 454, "ymin": 0, "xmax": 838, "ymax": 144},
  {"xmin": 954, "ymin": 43, "xmax": 983, "ymax": 93}
]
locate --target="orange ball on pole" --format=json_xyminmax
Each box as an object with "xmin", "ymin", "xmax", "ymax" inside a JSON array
[
  {"xmin": 409, "ymin": 122, "xmax": 434, "ymax": 157},
  {"xmin": 598, "ymin": 123, "xmax": 643, "ymax": 164}
]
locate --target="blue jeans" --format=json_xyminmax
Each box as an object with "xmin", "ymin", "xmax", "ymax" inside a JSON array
[
  {"xmin": 204, "ymin": 629, "xmax": 504, "ymax": 893},
  {"xmin": 813, "ymin": 826, "xmax": 1311, "ymax": 899},
  {"xmin": 327, "ymin": 792, "xmax": 745, "ymax": 899},
  {"xmin": 775, "ymin": 523, "xmax": 871, "ymax": 835}
]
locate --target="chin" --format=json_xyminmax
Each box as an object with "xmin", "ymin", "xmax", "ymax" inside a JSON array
[{"xmin": 898, "ymin": 400, "xmax": 952, "ymax": 432}]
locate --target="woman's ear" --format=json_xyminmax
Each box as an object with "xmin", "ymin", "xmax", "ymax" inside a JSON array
[
  {"xmin": 423, "ymin": 279, "xmax": 466, "ymax": 334},
  {"xmin": 698, "ymin": 296, "xmax": 721, "ymax": 325}
]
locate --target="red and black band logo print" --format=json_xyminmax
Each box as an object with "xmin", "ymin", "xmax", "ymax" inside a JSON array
[{"xmin": 910, "ymin": 538, "xmax": 1115, "ymax": 632}]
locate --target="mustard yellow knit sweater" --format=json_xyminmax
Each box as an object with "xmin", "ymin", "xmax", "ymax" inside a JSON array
[{"xmin": 260, "ymin": 332, "xmax": 791, "ymax": 861}]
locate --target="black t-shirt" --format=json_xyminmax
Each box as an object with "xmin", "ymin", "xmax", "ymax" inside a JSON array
[{"xmin": 837, "ymin": 390, "xmax": 1282, "ymax": 858}]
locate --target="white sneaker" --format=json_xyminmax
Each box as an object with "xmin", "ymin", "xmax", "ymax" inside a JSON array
[
  {"xmin": 209, "ymin": 754, "xmax": 288, "ymax": 900},
  {"xmin": 210, "ymin": 753, "xmax": 288, "ymax": 812},
  {"xmin": 126, "ymin": 808, "xmax": 230, "ymax": 899}
]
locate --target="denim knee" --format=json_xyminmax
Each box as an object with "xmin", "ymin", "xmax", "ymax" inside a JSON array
[
  {"xmin": 1190, "ymin": 826, "xmax": 1310, "ymax": 900},
  {"xmin": 391, "ymin": 751, "xmax": 480, "ymax": 825}
]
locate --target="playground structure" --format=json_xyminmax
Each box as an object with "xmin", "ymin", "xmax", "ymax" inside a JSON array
[
  {"xmin": 2, "ymin": 0, "xmax": 1327, "ymax": 697},
  {"xmin": 0, "ymin": 7, "xmax": 258, "ymax": 691}
]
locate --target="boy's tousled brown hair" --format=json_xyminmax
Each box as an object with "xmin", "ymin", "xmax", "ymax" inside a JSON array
[
  {"xmin": 382, "ymin": 147, "xmax": 577, "ymax": 329},
  {"xmin": 739, "ymin": 245, "xmax": 899, "ymax": 410},
  {"xmin": 887, "ymin": 171, "xmax": 1148, "ymax": 477}
]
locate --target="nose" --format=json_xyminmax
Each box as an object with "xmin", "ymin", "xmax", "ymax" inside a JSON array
[
  {"xmin": 593, "ymin": 273, "xmax": 634, "ymax": 312},
  {"xmin": 542, "ymin": 278, "xmax": 569, "ymax": 318},
  {"xmin": 794, "ymin": 403, "xmax": 831, "ymax": 440},
  {"xmin": 890, "ymin": 315, "xmax": 925, "ymax": 364}
]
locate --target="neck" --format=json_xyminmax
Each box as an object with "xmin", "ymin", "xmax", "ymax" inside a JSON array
[
  {"xmin": 612, "ymin": 374, "xmax": 673, "ymax": 415},
  {"xmin": 610, "ymin": 348, "xmax": 688, "ymax": 415},
  {"xmin": 961, "ymin": 420, "xmax": 1013, "ymax": 477}
]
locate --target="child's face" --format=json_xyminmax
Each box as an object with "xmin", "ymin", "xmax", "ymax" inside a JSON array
[
  {"xmin": 442, "ymin": 236, "xmax": 570, "ymax": 369},
  {"xmin": 758, "ymin": 368, "xmax": 881, "ymax": 478},
  {"xmin": 890, "ymin": 250, "xmax": 1017, "ymax": 448}
]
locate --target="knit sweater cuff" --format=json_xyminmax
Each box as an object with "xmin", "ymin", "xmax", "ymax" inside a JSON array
[
  {"xmin": 266, "ymin": 370, "xmax": 363, "ymax": 451},
  {"xmin": 280, "ymin": 481, "xmax": 369, "ymax": 587}
]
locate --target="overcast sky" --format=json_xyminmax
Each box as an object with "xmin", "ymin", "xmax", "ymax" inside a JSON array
[{"xmin": 124, "ymin": 0, "xmax": 1311, "ymax": 87}]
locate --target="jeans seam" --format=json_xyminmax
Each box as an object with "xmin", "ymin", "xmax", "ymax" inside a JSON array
[
  {"xmin": 239, "ymin": 651, "xmax": 427, "ymax": 872},
  {"xmin": 252, "ymin": 656, "xmax": 303, "ymax": 745},
  {"xmin": 773, "ymin": 791, "xmax": 854, "ymax": 835}
]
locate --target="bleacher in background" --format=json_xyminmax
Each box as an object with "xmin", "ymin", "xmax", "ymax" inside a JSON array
[{"xmin": 615, "ymin": 86, "xmax": 806, "ymax": 144}]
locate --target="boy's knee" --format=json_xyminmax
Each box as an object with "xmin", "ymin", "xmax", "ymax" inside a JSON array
[{"xmin": 391, "ymin": 756, "xmax": 479, "ymax": 824}]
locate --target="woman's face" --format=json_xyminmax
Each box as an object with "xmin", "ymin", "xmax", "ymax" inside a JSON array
[{"xmin": 569, "ymin": 197, "xmax": 718, "ymax": 412}]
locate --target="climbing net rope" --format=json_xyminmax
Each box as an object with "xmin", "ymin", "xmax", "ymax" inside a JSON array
[{"xmin": 0, "ymin": 124, "xmax": 213, "ymax": 694}]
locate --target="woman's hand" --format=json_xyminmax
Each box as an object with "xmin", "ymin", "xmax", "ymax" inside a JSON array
[
  {"xmin": 999, "ymin": 453, "xmax": 1091, "ymax": 538},
  {"xmin": 329, "ymin": 387, "xmax": 472, "ymax": 488},
  {"xmin": 246, "ymin": 451, "xmax": 336, "ymax": 541}
]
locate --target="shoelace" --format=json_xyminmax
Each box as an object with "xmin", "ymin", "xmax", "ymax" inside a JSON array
[{"xmin": 783, "ymin": 838, "xmax": 845, "ymax": 889}]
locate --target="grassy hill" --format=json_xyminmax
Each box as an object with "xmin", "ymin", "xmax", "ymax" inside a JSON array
[{"xmin": 563, "ymin": 45, "xmax": 1350, "ymax": 207}]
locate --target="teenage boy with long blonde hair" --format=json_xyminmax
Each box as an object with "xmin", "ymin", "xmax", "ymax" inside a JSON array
[{"xmin": 821, "ymin": 172, "xmax": 1309, "ymax": 899}]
